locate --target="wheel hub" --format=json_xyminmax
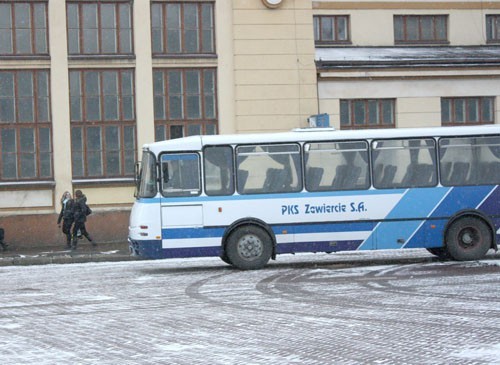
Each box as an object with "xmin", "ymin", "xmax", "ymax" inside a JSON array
[{"xmin": 238, "ymin": 234, "xmax": 263, "ymax": 259}]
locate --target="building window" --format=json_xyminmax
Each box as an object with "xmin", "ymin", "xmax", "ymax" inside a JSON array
[
  {"xmin": 340, "ymin": 99, "xmax": 395, "ymax": 129},
  {"xmin": 486, "ymin": 15, "xmax": 500, "ymax": 43},
  {"xmin": 0, "ymin": 2, "xmax": 48, "ymax": 56},
  {"xmin": 394, "ymin": 15, "xmax": 448, "ymax": 44},
  {"xmin": 69, "ymin": 69, "xmax": 136, "ymax": 178},
  {"xmin": 67, "ymin": 1, "xmax": 133, "ymax": 56},
  {"xmin": 313, "ymin": 15, "xmax": 349, "ymax": 44},
  {"xmin": 441, "ymin": 97, "xmax": 495, "ymax": 125},
  {"xmin": 0, "ymin": 70, "xmax": 52, "ymax": 181},
  {"xmin": 151, "ymin": 2, "xmax": 215, "ymax": 56},
  {"xmin": 153, "ymin": 68, "xmax": 217, "ymax": 141}
]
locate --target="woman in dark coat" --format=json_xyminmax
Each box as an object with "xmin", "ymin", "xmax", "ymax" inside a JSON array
[
  {"xmin": 71, "ymin": 190, "xmax": 95, "ymax": 249},
  {"xmin": 57, "ymin": 191, "xmax": 74, "ymax": 248}
]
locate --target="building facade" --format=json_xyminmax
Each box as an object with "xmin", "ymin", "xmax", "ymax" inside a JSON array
[{"xmin": 0, "ymin": 0, "xmax": 498, "ymax": 247}]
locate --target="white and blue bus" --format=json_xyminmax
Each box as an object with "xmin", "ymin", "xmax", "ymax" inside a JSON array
[{"xmin": 129, "ymin": 125, "xmax": 500, "ymax": 269}]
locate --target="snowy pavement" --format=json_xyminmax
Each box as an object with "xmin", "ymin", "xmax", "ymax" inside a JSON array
[{"xmin": 0, "ymin": 249, "xmax": 499, "ymax": 364}]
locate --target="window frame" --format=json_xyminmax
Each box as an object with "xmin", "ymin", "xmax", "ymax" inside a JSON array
[
  {"xmin": 486, "ymin": 14, "xmax": 500, "ymax": 43},
  {"xmin": 151, "ymin": 1, "xmax": 216, "ymax": 57},
  {"xmin": 313, "ymin": 15, "xmax": 351, "ymax": 45},
  {"xmin": 66, "ymin": 0, "xmax": 134, "ymax": 57},
  {"xmin": 0, "ymin": 1, "xmax": 49, "ymax": 57},
  {"xmin": 0, "ymin": 70, "xmax": 53, "ymax": 181},
  {"xmin": 153, "ymin": 67, "xmax": 218, "ymax": 141},
  {"xmin": 69, "ymin": 68, "xmax": 136, "ymax": 179},
  {"xmin": 394, "ymin": 15, "xmax": 449, "ymax": 45},
  {"xmin": 441, "ymin": 97, "xmax": 495, "ymax": 126},
  {"xmin": 340, "ymin": 99, "xmax": 396, "ymax": 130}
]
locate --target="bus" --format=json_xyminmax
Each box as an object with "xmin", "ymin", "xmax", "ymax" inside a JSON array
[{"xmin": 129, "ymin": 125, "xmax": 500, "ymax": 269}]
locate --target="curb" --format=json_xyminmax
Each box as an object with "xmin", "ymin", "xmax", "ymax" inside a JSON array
[{"xmin": 0, "ymin": 242, "xmax": 139, "ymax": 266}]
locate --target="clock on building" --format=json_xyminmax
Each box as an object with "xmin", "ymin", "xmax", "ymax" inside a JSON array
[{"xmin": 262, "ymin": 0, "xmax": 284, "ymax": 9}]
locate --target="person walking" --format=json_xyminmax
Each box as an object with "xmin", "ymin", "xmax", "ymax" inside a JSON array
[
  {"xmin": 0, "ymin": 227, "xmax": 8, "ymax": 251},
  {"xmin": 71, "ymin": 190, "xmax": 95, "ymax": 249},
  {"xmin": 57, "ymin": 191, "xmax": 75, "ymax": 249}
]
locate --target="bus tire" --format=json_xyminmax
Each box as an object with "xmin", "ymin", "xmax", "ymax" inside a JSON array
[
  {"xmin": 426, "ymin": 247, "xmax": 451, "ymax": 260},
  {"xmin": 226, "ymin": 225, "xmax": 272, "ymax": 270},
  {"xmin": 445, "ymin": 216, "xmax": 492, "ymax": 261}
]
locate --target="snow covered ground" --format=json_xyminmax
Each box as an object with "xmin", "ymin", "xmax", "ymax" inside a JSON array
[{"xmin": 0, "ymin": 249, "xmax": 499, "ymax": 364}]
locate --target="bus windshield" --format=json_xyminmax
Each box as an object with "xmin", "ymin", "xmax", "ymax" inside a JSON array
[{"xmin": 137, "ymin": 151, "xmax": 157, "ymax": 198}]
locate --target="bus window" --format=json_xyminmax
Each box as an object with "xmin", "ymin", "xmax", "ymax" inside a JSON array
[
  {"xmin": 204, "ymin": 146, "xmax": 235, "ymax": 196},
  {"xmin": 440, "ymin": 136, "xmax": 500, "ymax": 186},
  {"xmin": 372, "ymin": 138, "xmax": 437, "ymax": 189},
  {"xmin": 236, "ymin": 144, "xmax": 302, "ymax": 194},
  {"xmin": 137, "ymin": 151, "xmax": 157, "ymax": 198},
  {"xmin": 160, "ymin": 153, "xmax": 201, "ymax": 197},
  {"xmin": 304, "ymin": 141, "xmax": 369, "ymax": 191}
]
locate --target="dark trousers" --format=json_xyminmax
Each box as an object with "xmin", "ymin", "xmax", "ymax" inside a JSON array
[
  {"xmin": 72, "ymin": 221, "xmax": 92, "ymax": 246},
  {"xmin": 62, "ymin": 220, "xmax": 73, "ymax": 245},
  {"xmin": 0, "ymin": 228, "xmax": 6, "ymax": 250}
]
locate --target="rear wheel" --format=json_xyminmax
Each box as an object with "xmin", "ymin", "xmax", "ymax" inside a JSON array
[
  {"xmin": 226, "ymin": 225, "xmax": 272, "ymax": 270},
  {"xmin": 445, "ymin": 217, "xmax": 492, "ymax": 261}
]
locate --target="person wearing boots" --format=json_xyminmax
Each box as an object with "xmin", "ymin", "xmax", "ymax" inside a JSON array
[
  {"xmin": 57, "ymin": 191, "xmax": 75, "ymax": 249},
  {"xmin": 0, "ymin": 228, "xmax": 8, "ymax": 251},
  {"xmin": 71, "ymin": 190, "xmax": 95, "ymax": 249}
]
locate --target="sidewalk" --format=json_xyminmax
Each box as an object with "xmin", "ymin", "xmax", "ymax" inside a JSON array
[{"xmin": 0, "ymin": 241, "xmax": 139, "ymax": 266}]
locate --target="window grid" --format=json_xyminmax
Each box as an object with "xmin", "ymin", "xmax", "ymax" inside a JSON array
[
  {"xmin": 0, "ymin": 70, "xmax": 52, "ymax": 181},
  {"xmin": 394, "ymin": 15, "xmax": 448, "ymax": 44},
  {"xmin": 441, "ymin": 97, "xmax": 495, "ymax": 126},
  {"xmin": 153, "ymin": 68, "xmax": 217, "ymax": 141},
  {"xmin": 486, "ymin": 15, "xmax": 500, "ymax": 43},
  {"xmin": 313, "ymin": 15, "xmax": 350, "ymax": 44},
  {"xmin": 67, "ymin": 1, "xmax": 133, "ymax": 56},
  {"xmin": 340, "ymin": 99, "xmax": 396, "ymax": 129},
  {"xmin": 151, "ymin": 1, "xmax": 215, "ymax": 56},
  {"xmin": 69, "ymin": 69, "xmax": 136, "ymax": 178},
  {"xmin": 0, "ymin": 2, "xmax": 48, "ymax": 56}
]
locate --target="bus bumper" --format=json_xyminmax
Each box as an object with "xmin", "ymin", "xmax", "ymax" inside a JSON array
[{"xmin": 128, "ymin": 238, "xmax": 164, "ymax": 259}]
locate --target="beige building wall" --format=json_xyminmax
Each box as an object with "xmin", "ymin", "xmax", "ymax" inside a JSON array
[
  {"xmin": 314, "ymin": 0, "xmax": 500, "ymax": 128},
  {"xmin": 233, "ymin": 0, "xmax": 318, "ymax": 133}
]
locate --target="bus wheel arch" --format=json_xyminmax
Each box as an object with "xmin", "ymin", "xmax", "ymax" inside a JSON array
[
  {"xmin": 444, "ymin": 211, "xmax": 495, "ymax": 261},
  {"xmin": 221, "ymin": 219, "xmax": 276, "ymax": 270}
]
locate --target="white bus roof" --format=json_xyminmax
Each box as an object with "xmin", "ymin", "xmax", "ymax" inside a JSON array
[{"xmin": 144, "ymin": 125, "xmax": 500, "ymax": 155}]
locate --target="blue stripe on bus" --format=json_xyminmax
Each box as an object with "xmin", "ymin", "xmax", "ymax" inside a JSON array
[
  {"xmin": 163, "ymin": 227, "xmax": 225, "ymax": 239},
  {"xmin": 358, "ymin": 188, "xmax": 450, "ymax": 250},
  {"xmin": 277, "ymin": 240, "xmax": 363, "ymax": 254},
  {"xmin": 404, "ymin": 185, "xmax": 499, "ymax": 249},
  {"xmin": 429, "ymin": 185, "xmax": 496, "ymax": 218}
]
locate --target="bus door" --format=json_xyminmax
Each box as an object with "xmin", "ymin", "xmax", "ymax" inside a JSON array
[{"xmin": 159, "ymin": 153, "xmax": 203, "ymax": 242}]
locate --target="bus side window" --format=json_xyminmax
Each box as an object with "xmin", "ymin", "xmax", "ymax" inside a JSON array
[
  {"xmin": 204, "ymin": 146, "xmax": 235, "ymax": 196},
  {"xmin": 372, "ymin": 138, "xmax": 436, "ymax": 189},
  {"xmin": 305, "ymin": 141, "xmax": 369, "ymax": 192},
  {"xmin": 440, "ymin": 137, "xmax": 473, "ymax": 186},
  {"xmin": 160, "ymin": 153, "xmax": 201, "ymax": 197},
  {"xmin": 236, "ymin": 144, "xmax": 301, "ymax": 194}
]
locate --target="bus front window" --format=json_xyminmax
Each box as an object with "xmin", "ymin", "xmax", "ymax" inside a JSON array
[{"xmin": 137, "ymin": 151, "xmax": 157, "ymax": 198}]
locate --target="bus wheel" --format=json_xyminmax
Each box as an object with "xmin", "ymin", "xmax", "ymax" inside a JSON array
[
  {"xmin": 226, "ymin": 225, "xmax": 272, "ymax": 270},
  {"xmin": 445, "ymin": 217, "xmax": 492, "ymax": 261},
  {"xmin": 426, "ymin": 247, "xmax": 451, "ymax": 260}
]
